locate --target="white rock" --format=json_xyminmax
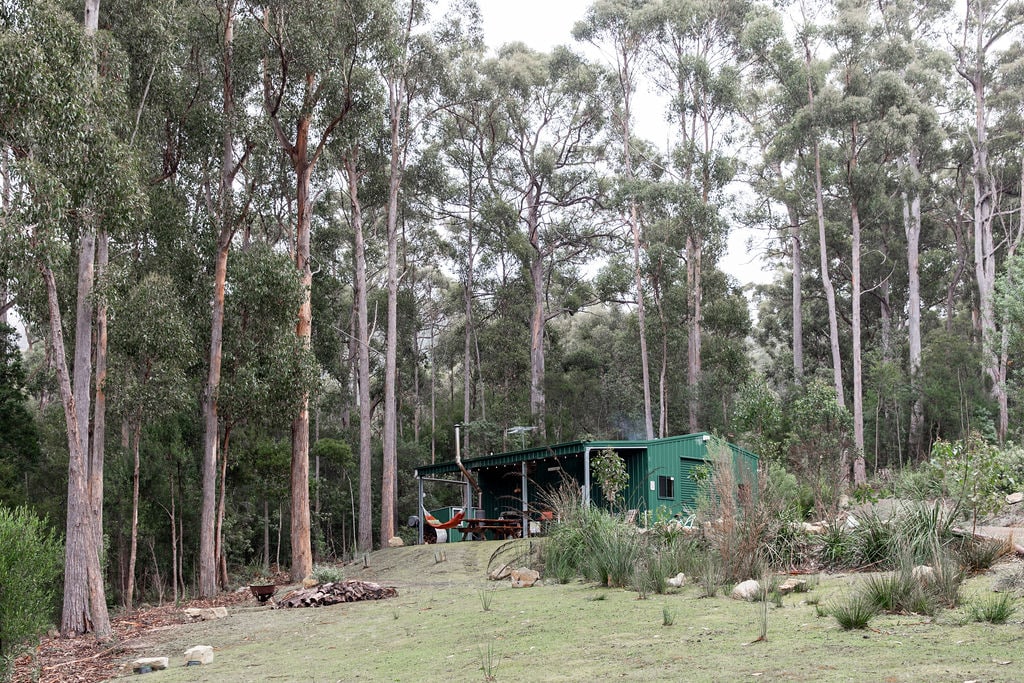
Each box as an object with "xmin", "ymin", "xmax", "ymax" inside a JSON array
[
  {"xmin": 1006, "ymin": 492, "xmax": 1024, "ymax": 505},
  {"xmin": 911, "ymin": 565, "xmax": 935, "ymax": 582},
  {"xmin": 184, "ymin": 645, "xmax": 214, "ymax": 665},
  {"xmin": 731, "ymin": 579, "xmax": 761, "ymax": 601},
  {"xmin": 387, "ymin": 536, "xmax": 404, "ymax": 548},
  {"xmin": 778, "ymin": 578, "xmax": 807, "ymax": 595},
  {"xmin": 510, "ymin": 567, "xmax": 540, "ymax": 587},
  {"xmin": 666, "ymin": 572, "xmax": 686, "ymax": 588},
  {"xmin": 184, "ymin": 606, "xmax": 228, "ymax": 621},
  {"xmin": 132, "ymin": 657, "xmax": 169, "ymax": 672}
]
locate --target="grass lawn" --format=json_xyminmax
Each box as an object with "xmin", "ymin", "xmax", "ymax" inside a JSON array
[{"xmin": 114, "ymin": 541, "xmax": 1024, "ymax": 682}]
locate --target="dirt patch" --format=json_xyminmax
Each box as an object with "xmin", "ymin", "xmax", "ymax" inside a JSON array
[{"xmin": 12, "ymin": 593, "xmax": 250, "ymax": 683}]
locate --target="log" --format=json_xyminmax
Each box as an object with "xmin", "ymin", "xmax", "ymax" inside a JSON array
[{"xmin": 275, "ymin": 580, "xmax": 397, "ymax": 608}]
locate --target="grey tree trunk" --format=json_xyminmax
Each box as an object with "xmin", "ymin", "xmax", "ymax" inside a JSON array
[{"xmin": 347, "ymin": 153, "xmax": 374, "ymax": 552}]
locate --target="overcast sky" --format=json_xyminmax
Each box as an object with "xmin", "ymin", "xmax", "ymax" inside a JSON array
[{"xmin": 475, "ymin": 0, "xmax": 775, "ymax": 289}]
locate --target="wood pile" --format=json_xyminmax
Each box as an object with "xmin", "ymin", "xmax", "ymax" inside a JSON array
[{"xmin": 274, "ymin": 580, "xmax": 397, "ymax": 608}]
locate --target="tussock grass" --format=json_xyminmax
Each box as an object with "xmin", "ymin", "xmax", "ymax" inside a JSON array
[{"xmin": 969, "ymin": 593, "xmax": 1018, "ymax": 624}]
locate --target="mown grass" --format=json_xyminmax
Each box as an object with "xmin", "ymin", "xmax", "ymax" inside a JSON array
[{"xmin": 111, "ymin": 541, "xmax": 1022, "ymax": 683}]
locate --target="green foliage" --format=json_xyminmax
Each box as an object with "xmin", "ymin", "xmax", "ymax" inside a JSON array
[
  {"xmin": 969, "ymin": 593, "xmax": 1017, "ymax": 624},
  {"xmin": 957, "ymin": 537, "xmax": 1010, "ymax": 574},
  {"xmin": 0, "ymin": 506, "xmax": 62, "ymax": 674},
  {"xmin": 928, "ymin": 434, "xmax": 1003, "ymax": 527},
  {"xmin": 312, "ymin": 564, "xmax": 346, "ymax": 584},
  {"xmin": 591, "ymin": 448, "xmax": 628, "ymax": 508},
  {"xmin": 0, "ymin": 325, "xmax": 40, "ymax": 509},
  {"xmin": 785, "ymin": 380, "xmax": 854, "ymax": 517},
  {"xmin": 830, "ymin": 594, "xmax": 879, "ymax": 630}
]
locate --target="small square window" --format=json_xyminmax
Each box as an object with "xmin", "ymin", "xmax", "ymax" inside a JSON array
[{"xmin": 658, "ymin": 475, "xmax": 674, "ymax": 499}]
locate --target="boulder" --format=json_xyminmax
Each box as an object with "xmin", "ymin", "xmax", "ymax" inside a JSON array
[
  {"xmin": 731, "ymin": 579, "xmax": 761, "ymax": 601},
  {"xmin": 184, "ymin": 645, "xmax": 214, "ymax": 665},
  {"xmin": 911, "ymin": 565, "xmax": 935, "ymax": 582},
  {"xmin": 132, "ymin": 657, "xmax": 169, "ymax": 673},
  {"xmin": 387, "ymin": 536, "xmax": 404, "ymax": 548},
  {"xmin": 1007, "ymin": 492, "xmax": 1024, "ymax": 505},
  {"xmin": 488, "ymin": 563, "xmax": 512, "ymax": 581},
  {"xmin": 183, "ymin": 606, "xmax": 228, "ymax": 621},
  {"xmin": 777, "ymin": 578, "xmax": 807, "ymax": 595},
  {"xmin": 666, "ymin": 572, "xmax": 686, "ymax": 588},
  {"xmin": 801, "ymin": 522, "xmax": 825, "ymax": 534},
  {"xmin": 510, "ymin": 567, "xmax": 540, "ymax": 588}
]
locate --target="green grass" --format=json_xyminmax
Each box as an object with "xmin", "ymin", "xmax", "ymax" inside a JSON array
[{"xmin": 119, "ymin": 542, "xmax": 1024, "ymax": 682}]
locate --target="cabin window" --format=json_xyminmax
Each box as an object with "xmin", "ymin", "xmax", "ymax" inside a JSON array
[{"xmin": 658, "ymin": 475, "xmax": 675, "ymax": 499}]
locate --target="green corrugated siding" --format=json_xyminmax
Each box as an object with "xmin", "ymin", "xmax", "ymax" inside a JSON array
[{"xmin": 678, "ymin": 458, "xmax": 704, "ymax": 512}]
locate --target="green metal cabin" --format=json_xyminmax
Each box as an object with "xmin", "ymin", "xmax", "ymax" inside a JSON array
[{"xmin": 414, "ymin": 432, "xmax": 758, "ymax": 543}]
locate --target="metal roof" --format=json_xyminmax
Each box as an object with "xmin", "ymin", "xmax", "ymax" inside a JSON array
[{"xmin": 413, "ymin": 435, "xmax": 714, "ymax": 478}]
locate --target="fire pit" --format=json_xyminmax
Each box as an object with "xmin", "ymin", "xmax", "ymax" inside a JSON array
[{"xmin": 249, "ymin": 584, "xmax": 276, "ymax": 603}]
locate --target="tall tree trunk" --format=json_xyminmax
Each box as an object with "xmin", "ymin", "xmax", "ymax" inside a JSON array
[
  {"xmin": 686, "ymin": 234, "xmax": 701, "ymax": 432},
  {"xmin": 89, "ymin": 229, "xmax": 107, "ymax": 580},
  {"xmin": 199, "ymin": 2, "xmax": 237, "ymax": 597},
  {"xmin": 290, "ymin": 156, "xmax": 313, "ymax": 580},
  {"xmin": 215, "ymin": 425, "xmax": 232, "ymax": 589},
  {"xmin": 527, "ymin": 193, "xmax": 547, "ymax": 436},
  {"xmin": 347, "ymin": 152, "xmax": 374, "ymax": 552},
  {"xmin": 903, "ymin": 152, "xmax": 924, "ymax": 458},
  {"xmin": 785, "ymin": 196, "xmax": 803, "ymax": 382},
  {"xmin": 851, "ymin": 192, "xmax": 866, "ymax": 485},
  {"xmin": 44, "ymin": 264, "xmax": 109, "ymax": 635},
  {"xmin": 965, "ymin": 0, "xmax": 1007, "ymax": 443},
  {"xmin": 125, "ymin": 415, "xmax": 142, "ymax": 611},
  {"xmin": 381, "ymin": 63, "xmax": 406, "ymax": 545},
  {"xmin": 804, "ymin": 37, "xmax": 845, "ymax": 408}
]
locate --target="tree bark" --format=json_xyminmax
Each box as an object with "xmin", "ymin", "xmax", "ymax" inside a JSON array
[
  {"xmin": 347, "ymin": 152, "xmax": 374, "ymax": 552},
  {"xmin": 125, "ymin": 415, "xmax": 142, "ymax": 611},
  {"xmin": 199, "ymin": 1, "xmax": 238, "ymax": 597},
  {"xmin": 804, "ymin": 37, "xmax": 845, "ymax": 408},
  {"xmin": 289, "ymin": 155, "xmax": 314, "ymax": 580},
  {"xmin": 44, "ymin": 263, "xmax": 109, "ymax": 636},
  {"xmin": 903, "ymin": 153, "xmax": 924, "ymax": 458}
]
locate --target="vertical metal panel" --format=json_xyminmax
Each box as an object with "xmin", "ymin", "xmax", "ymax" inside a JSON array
[{"xmin": 678, "ymin": 459, "xmax": 704, "ymax": 512}]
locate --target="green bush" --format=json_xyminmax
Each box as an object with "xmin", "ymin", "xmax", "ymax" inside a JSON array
[
  {"xmin": 830, "ymin": 594, "xmax": 879, "ymax": 630},
  {"xmin": 969, "ymin": 593, "xmax": 1017, "ymax": 624},
  {"xmin": 0, "ymin": 506, "xmax": 63, "ymax": 676}
]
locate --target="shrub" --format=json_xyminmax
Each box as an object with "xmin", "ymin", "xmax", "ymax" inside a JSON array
[
  {"xmin": 957, "ymin": 537, "xmax": 1011, "ymax": 573},
  {"xmin": 969, "ymin": 593, "xmax": 1017, "ymax": 624},
  {"xmin": 830, "ymin": 594, "xmax": 879, "ymax": 630},
  {"xmin": 312, "ymin": 564, "xmax": 346, "ymax": 584},
  {"xmin": 0, "ymin": 506, "xmax": 63, "ymax": 676}
]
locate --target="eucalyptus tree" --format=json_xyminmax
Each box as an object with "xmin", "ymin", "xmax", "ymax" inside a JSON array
[
  {"xmin": 873, "ymin": 0, "xmax": 951, "ymax": 458},
  {"xmin": 260, "ymin": 0, "xmax": 383, "ymax": 573},
  {"xmin": 0, "ymin": 0, "xmax": 145, "ymax": 635},
  {"xmin": 797, "ymin": 0, "xmax": 847, "ymax": 410},
  {"xmin": 574, "ymin": 0, "xmax": 656, "ymax": 439},
  {"xmin": 955, "ymin": 0, "xmax": 1024, "ymax": 443},
  {"xmin": 481, "ymin": 43, "xmax": 608, "ymax": 437},
  {"xmin": 647, "ymin": 0, "xmax": 749, "ymax": 432}
]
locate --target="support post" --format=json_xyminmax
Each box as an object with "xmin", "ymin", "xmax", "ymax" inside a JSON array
[
  {"xmin": 583, "ymin": 446, "xmax": 591, "ymax": 507},
  {"xmin": 521, "ymin": 461, "xmax": 529, "ymax": 538},
  {"xmin": 417, "ymin": 475, "xmax": 424, "ymax": 545}
]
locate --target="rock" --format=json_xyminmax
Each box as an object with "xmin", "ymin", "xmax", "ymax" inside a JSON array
[
  {"xmin": 666, "ymin": 572, "xmax": 686, "ymax": 588},
  {"xmin": 777, "ymin": 578, "xmax": 806, "ymax": 595},
  {"xmin": 1007, "ymin": 492, "xmax": 1024, "ymax": 505},
  {"xmin": 387, "ymin": 536, "xmax": 404, "ymax": 548},
  {"xmin": 510, "ymin": 567, "xmax": 540, "ymax": 588},
  {"xmin": 183, "ymin": 606, "xmax": 228, "ymax": 621},
  {"xmin": 488, "ymin": 563, "xmax": 512, "ymax": 581},
  {"xmin": 911, "ymin": 565, "xmax": 935, "ymax": 582},
  {"xmin": 301, "ymin": 576, "xmax": 318, "ymax": 589},
  {"xmin": 132, "ymin": 657, "xmax": 169, "ymax": 673},
  {"xmin": 184, "ymin": 645, "xmax": 214, "ymax": 665},
  {"xmin": 839, "ymin": 494, "xmax": 850, "ymax": 508},
  {"xmin": 801, "ymin": 522, "xmax": 825, "ymax": 534},
  {"xmin": 731, "ymin": 579, "xmax": 761, "ymax": 601}
]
